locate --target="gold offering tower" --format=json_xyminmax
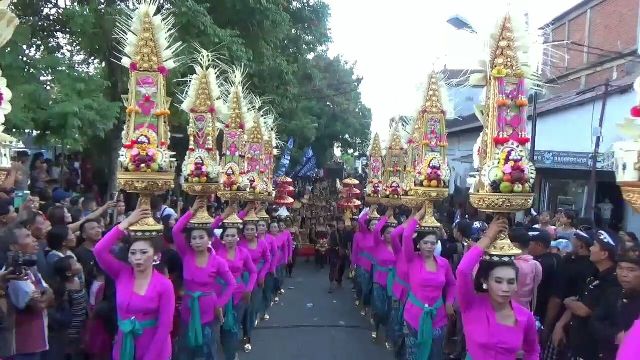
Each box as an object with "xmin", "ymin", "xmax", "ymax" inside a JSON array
[
  {"xmin": 180, "ymin": 50, "xmax": 224, "ymax": 227},
  {"xmin": 242, "ymin": 98, "xmax": 275, "ymax": 202},
  {"xmin": 469, "ymin": 14, "xmax": 538, "ymax": 258},
  {"xmin": 115, "ymin": 0, "xmax": 182, "ymax": 237},
  {"xmin": 407, "ymin": 71, "xmax": 451, "ymax": 228},
  {"xmin": 365, "ymin": 133, "xmax": 384, "ymax": 200},
  {"xmin": 218, "ymin": 69, "xmax": 248, "ymax": 201},
  {"xmin": 364, "ymin": 123, "xmax": 421, "ymax": 208}
]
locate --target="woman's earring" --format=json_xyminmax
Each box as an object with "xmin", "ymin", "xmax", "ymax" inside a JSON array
[
  {"xmin": 482, "ymin": 283, "xmax": 488, "ymax": 290},
  {"xmin": 153, "ymin": 256, "xmax": 160, "ymax": 265}
]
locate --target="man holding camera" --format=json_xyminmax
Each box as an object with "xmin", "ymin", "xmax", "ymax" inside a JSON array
[{"xmin": 2, "ymin": 224, "xmax": 54, "ymax": 360}]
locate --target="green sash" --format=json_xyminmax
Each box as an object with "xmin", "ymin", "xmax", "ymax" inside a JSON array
[
  {"xmin": 118, "ymin": 317, "xmax": 157, "ymax": 360},
  {"xmin": 185, "ymin": 291, "xmax": 213, "ymax": 348},
  {"xmin": 407, "ymin": 293, "xmax": 443, "ymax": 360}
]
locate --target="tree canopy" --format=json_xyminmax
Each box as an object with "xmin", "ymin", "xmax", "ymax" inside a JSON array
[{"xmin": 2, "ymin": 0, "xmax": 371, "ymax": 183}]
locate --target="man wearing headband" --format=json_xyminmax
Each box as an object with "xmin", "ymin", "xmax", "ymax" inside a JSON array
[
  {"xmin": 544, "ymin": 228, "xmax": 598, "ymax": 342},
  {"xmin": 591, "ymin": 250, "xmax": 640, "ymax": 359},
  {"xmin": 552, "ymin": 230, "xmax": 620, "ymax": 360}
]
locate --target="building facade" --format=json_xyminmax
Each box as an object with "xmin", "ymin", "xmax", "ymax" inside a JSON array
[{"xmin": 446, "ymin": 0, "xmax": 640, "ymax": 231}]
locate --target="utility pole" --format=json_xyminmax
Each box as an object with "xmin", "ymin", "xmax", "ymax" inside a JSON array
[
  {"xmin": 585, "ymin": 79, "xmax": 610, "ymax": 220},
  {"xmin": 529, "ymin": 91, "xmax": 538, "ymax": 162}
]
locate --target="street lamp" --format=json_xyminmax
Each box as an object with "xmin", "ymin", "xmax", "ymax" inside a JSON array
[{"xmin": 446, "ymin": 15, "xmax": 476, "ymax": 33}]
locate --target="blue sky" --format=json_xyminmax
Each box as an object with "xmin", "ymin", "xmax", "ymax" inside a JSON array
[{"xmin": 325, "ymin": 0, "xmax": 582, "ymax": 142}]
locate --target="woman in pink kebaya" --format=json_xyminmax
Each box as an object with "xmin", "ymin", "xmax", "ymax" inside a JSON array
[
  {"xmin": 239, "ymin": 213, "xmax": 271, "ymax": 352},
  {"xmin": 351, "ymin": 209, "xmax": 379, "ymax": 314},
  {"xmin": 369, "ymin": 207, "xmax": 397, "ymax": 341},
  {"xmin": 217, "ymin": 215, "xmax": 257, "ymax": 360},
  {"xmin": 456, "ymin": 217, "xmax": 540, "ymax": 360},
  {"xmin": 94, "ymin": 208, "xmax": 175, "ymax": 360},
  {"xmin": 172, "ymin": 199, "xmax": 236, "ymax": 360},
  {"xmin": 402, "ymin": 206, "xmax": 456, "ymax": 360},
  {"xmin": 258, "ymin": 216, "xmax": 277, "ymax": 320}
]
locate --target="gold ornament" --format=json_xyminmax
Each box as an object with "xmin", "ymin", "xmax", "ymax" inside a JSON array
[
  {"xmin": 619, "ymin": 181, "xmax": 640, "ymax": 213},
  {"xmin": 222, "ymin": 212, "xmax": 244, "ymax": 228}
]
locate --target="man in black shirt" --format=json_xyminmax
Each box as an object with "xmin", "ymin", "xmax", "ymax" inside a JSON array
[
  {"xmin": 590, "ymin": 251, "xmax": 640, "ymax": 359},
  {"xmin": 544, "ymin": 228, "xmax": 598, "ymax": 341},
  {"xmin": 552, "ymin": 230, "xmax": 620, "ymax": 360},
  {"xmin": 528, "ymin": 228, "xmax": 562, "ymax": 320},
  {"xmin": 328, "ymin": 218, "xmax": 352, "ymax": 292}
]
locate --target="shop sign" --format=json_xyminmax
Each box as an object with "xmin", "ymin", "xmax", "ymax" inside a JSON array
[{"xmin": 533, "ymin": 150, "xmax": 614, "ymax": 171}]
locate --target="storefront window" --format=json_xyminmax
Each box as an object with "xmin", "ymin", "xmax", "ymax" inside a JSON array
[{"xmin": 541, "ymin": 178, "xmax": 588, "ymax": 214}]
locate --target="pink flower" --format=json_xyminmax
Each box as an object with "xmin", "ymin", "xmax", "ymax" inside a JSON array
[
  {"xmin": 129, "ymin": 62, "xmax": 138, "ymax": 72},
  {"xmin": 138, "ymin": 94, "xmax": 156, "ymax": 116},
  {"xmin": 157, "ymin": 65, "xmax": 168, "ymax": 77}
]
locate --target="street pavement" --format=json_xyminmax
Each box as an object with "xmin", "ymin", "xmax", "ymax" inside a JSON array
[{"xmin": 241, "ymin": 260, "xmax": 394, "ymax": 360}]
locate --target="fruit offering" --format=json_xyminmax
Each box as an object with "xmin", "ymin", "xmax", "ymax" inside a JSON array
[{"xmin": 485, "ymin": 146, "xmax": 534, "ymax": 194}]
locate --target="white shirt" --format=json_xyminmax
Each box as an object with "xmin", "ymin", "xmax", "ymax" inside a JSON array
[{"xmin": 156, "ymin": 205, "xmax": 177, "ymax": 220}]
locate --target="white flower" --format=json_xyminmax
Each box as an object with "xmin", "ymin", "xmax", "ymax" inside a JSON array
[{"xmin": 0, "ymin": 70, "xmax": 12, "ymax": 118}]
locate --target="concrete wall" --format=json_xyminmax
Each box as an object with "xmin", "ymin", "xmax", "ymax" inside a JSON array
[
  {"xmin": 532, "ymin": 90, "xmax": 633, "ymax": 152},
  {"xmin": 446, "ymin": 128, "xmax": 481, "ymax": 187}
]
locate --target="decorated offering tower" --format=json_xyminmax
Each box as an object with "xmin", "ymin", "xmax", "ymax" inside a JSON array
[
  {"xmin": 115, "ymin": 0, "xmax": 181, "ymax": 237},
  {"xmin": 274, "ymin": 176, "xmax": 295, "ymax": 210},
  {"xmin": 468, "ymin": 13, "xmax": 539, "ymax": 258},
  {"xmin": 0, "ymin": 1, "xmax": 19, "ymax": 182},
  {"xmin": 338, "ymin": 178, "xmax": 362, "ymax": 225},
  {"xmin": 382, "ymin": 124, "xmax": 412, "ymax": 199},
  {"xmin": 242, "ymin": 98, "xmax": 274, "ymax": 201},
  {"xmin": 217, "ymin": 69, "xmax": 248, "ymax": 201},
  {"xmin": 179, "ymin": 50, "xmax": 223, "ymax": 227},
  {"xmin": 364, "ymin": 123, "xmax": 421, "ymax": 208},
  {"xmin": 365, "ymin": 133, "xmax": 384, "ymax": 199},
  {"xmin": 407, "ymin": 71, "xmax": 451, "ymax": 229}
]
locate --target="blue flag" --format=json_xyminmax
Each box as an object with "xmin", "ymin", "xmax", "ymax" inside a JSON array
[
  {"xmin": 275, "ymin": 137, "xmax": 294, "ymax": 177},
  {"xmin": 293, "ymin": 146, "xmax": 317, "ymax": 177}
]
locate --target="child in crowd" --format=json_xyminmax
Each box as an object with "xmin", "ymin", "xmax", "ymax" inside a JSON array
[
  {"xmin": 49, "ymin": 256, "xmax": 87, "ymax": 360},
  {"xmin": 84, "ymin": 264, "xmax": 111, "ymax": 360}
]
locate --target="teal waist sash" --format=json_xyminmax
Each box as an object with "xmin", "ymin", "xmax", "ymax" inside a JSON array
[
  {"xmin": 360, "ymin": 251, "xmax": 375, "ymax": 266},
  {"xmin": 372, "ymin": 263, "xmax": 393, "ymax": 296},
  {"xmin": 386, "ymin": 267, "xmax": 398, "ymax": 297},
  {"xmin": 185, "ymin": 290, "xmax": 214, "ymax": 348},
  {"xmin": 219, "ymin": 275, "xmax": 243, "ymax": 332},
  {"xmin": 407, "ymin": 292, "xmax": 444, "ymax": 360},
  {"xmin": 118, "ymin": 317, "xmax": 157, "ymax": 360}
]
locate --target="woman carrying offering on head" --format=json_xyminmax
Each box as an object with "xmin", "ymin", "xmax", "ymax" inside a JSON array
[
  {"xmin": 94, "ymin": 208, "xmax": 175, "ymax": 360},
  {"xmin": 216, "ymin": 213, "xmax": 257, "ymax": 360},
  {"xmin": 456, "ymin": 216, "xmax": 540, "ymax": 360},
  {"xmin": 238, "ymin": 210, "xmax": 271, "ymax": 352},
  {"xmin": 402, "ymin": 205, "xmax": 456, "ymax": 360},
  {"xmin": 172, "ymin": 198, "xmax": 236, "ymax": 360},
  {"xmin": 369, "ymin": 206, "xmax": 400, "ymax": 344}
]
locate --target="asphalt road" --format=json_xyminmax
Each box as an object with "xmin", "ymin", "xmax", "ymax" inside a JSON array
[{"xmin": 241, "ymin": 260, "xmax": 394, "ymax": 360}]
